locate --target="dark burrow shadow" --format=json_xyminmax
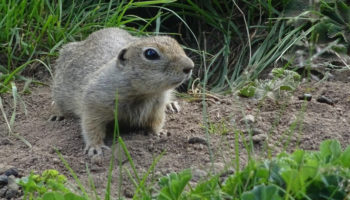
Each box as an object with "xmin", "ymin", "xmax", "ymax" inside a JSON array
[{"xmin": 104, "ymin": 120, "xmax": 152, "ymax": 146}]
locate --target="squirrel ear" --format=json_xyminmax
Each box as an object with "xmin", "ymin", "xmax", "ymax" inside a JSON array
[{"xmin": 118, "ymin": 48, "xmax": 127, "ymax": 66}]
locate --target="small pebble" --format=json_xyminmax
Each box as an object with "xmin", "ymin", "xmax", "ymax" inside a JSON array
[
  {"xmin": 0, "ymin": 186, "xmax": 7, "ymax": 198},
  {"xmin": 220, "ymin": 168, "xmax": 235, "ymax": 178},
  {"xmin": 154, "ymin": 171, "xmax": 163, "ymax": 179},
  {"xmin": 317, "ymin": 96, "xmax": 334, "ymax": 105},
  {"xmin": 0, "ymin": 175, "xmax": 8, "ymax": 186},
  {"xmin": 4, "ymin": 168, "xmax": 19, "ymax": 177},
  {"xmin": 243, "ymin": 128, "xmax": 263, "ymax": 136},
  {"xmin": 193, "ymin": 144, "xmax": 204, "ymax": 151},
  {"xmin": 90, "ymin": 155, "xmax": 104, "ymax": 167},
  {"xmin": 7, "ymin": 176, "xmax": 18, "ymax": 191},
  {"xmin": 240, "ymin": 115, "xmax": 255, "ymax": 125},
  {"xmin": 147, "ymin": 143, "xmax": 154, "ymax": 152},
  {"xmin": 5, "ymin": 188, "xmax": 19, "ymax": 199},
  {"xmin": 52, "ymin": 158, "xmax": 60, "ymax": 164},
  {"xmin": 188, "ymin": 137, "xmax": 208, "ymax": 145},
  {"xmin": 192, "ymin": 168, "xmax": 207, "ymax": 182},
  {"xmin": 6, "ymin": 176, "xmax": 19, "ymax": 199},
  {"xmin": 212, "ymin": 162, "xmax": 225, "ymax": 174},
  {"xmin": 89, "ymin": 165, "xmax": 105, "ymax": 173},
  {"xmin": 298, "ymin": 93, "xmax": 312, "ymax": 101},
  {"xmin": 124, "ymin": 187, "xmax": 134, "ymax": 198},
  {"xmin": 252, "ymin": 134, "xmax": 267, "ymax": 143}
]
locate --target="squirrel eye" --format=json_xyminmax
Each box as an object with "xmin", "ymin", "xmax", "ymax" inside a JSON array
[{"xmin": 144, "ymin": 48, "xmax": 160, "ymax": 60}]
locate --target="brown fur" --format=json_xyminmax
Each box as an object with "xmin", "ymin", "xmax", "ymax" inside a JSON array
[{"xmin": 51, "ymin": 28, "xmax": 194, "ymax": 156}]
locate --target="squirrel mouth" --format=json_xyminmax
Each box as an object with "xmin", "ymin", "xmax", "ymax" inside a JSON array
[
  {"xmin": 169, "ymin": 74, "xmax": 191, "ymax": 86},
  {"xmin": 171, "ymin": 79, "xmax": 184, "ymax": 86}
]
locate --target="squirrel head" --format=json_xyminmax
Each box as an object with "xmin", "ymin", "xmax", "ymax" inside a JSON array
[{"xmin": 116, "ymin": 36, "xmax": 194, "ymax": 93}]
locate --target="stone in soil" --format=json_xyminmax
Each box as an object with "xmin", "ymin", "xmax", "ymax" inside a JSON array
[
  {"xmin": 211, "ymin": 162, "xmax": 225, "ymax": 174},
  {"xmin": 192, "ymin": 168, "xmax": 207, "ymax": 182},
  {"xmin": 123, "ymin": 186, "xmax": 134, "ymax": 198},
  {"xmin": 240, "ymin": 115, "xmax": 255, "ymax": 125},
  {"xmin": 188, "ymin": 136, "xmax": 208, "ymax": 145},
  {"xmin": 298, "ymin": 93, "xmax": 312, "ymax": 101},
  {"xmin": 5, "ymin": 188, "xmax": 19, "ymax": 199},
  {"xmin": 243, "ymin": 128, "xmax": 263, "ymax": 136},
  {"xmin": 0, "ymin": 175, "xmax": 8, "ymax": 186},
  {"xmin": 1, "ymin": 176, "xmax": 20, "ymax": 199},
  {"xmin": 0, "ymin": 166, "xmax": 21, "ymax": 199},
  {"xmin": 252, "ymin": 134, "xmax": 268, "ymax": 143},
  {"xmin": 4, "ymin": 168, "xmax": 19, "ymax": 177},
  {"xmin": 317, "ymin": 95, "xmax": 334, "ymax": 105},
  {"xmin": 7, "ymin": 176, "xmax": 19, "ymax": 191},
  {"xmin": 0, "ymin": 186, "xmax": 7, "ymax": 198}
]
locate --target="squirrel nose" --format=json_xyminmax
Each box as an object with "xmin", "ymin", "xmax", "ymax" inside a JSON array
[
  {"xmin": 182, "ymin": 57, "xmax": 194, "ymax": 74},
  {"xmin": 183, "ymin": 67, "xmax": 193, "ymax": 74}
]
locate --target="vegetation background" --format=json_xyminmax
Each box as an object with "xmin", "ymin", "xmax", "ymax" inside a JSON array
[{"xmin": 0, "ymin": 0, "xmax": 350, "ymax": 199}]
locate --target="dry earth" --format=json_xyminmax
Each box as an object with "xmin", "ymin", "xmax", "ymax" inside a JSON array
[{"xmin": 0, "ymin": 80, "xmax": 350, "ymax": 199}]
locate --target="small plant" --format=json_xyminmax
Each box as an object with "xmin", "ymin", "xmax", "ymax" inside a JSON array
[
  {"xmin": 150, "ymin": 139, "xmax": 350, "ymax": 199},
  {"xmin": 157, "ymin": 169, "xmax": 192, "ymax": 200},
  {"xmin": 239, "ymin": 67, "xmax": 301, "ymax": 99},
  {"xmin": 17, "ymin": 169, "xmax": 86, "ymax": 200},
  {"xmin": 202, "ymin": 118, "xmax": 232, "ymax": 135},
  {"xmin": 223, "ymin": 139, "xmax": 350, "ymax": 199},
  {"xmin": 313, "ymin": 0, "xmax": 350, "ymax": 48}
]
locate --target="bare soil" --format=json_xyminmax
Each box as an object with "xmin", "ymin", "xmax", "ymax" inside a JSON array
[{"xmin": 1, "ymin": 80, "xmax": 350, "ymax": 199}]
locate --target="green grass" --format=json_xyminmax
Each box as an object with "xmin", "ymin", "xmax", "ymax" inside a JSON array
[
  {"xmin": 1, "ymin": 0, "xmax": 348, "ymax": 92},
  {"xmin": 0, "ymin": 0, "xmax": 176, "ymax": 89}
]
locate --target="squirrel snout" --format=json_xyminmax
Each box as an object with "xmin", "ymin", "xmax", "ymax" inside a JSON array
[
  {"xmin": 183, "ymin": 67, "xmax": 193, "ymax": 74},
  {"xmin": 181, "ymin": 57, "xmax": 194, "ymax": 74}
]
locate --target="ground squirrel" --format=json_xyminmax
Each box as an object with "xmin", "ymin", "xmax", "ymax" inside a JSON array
[{"xmin": 51, "ymin": 28, "xmax": 194, "ymax": 157}]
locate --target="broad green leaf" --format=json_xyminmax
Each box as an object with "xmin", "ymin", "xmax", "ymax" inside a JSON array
[
  {"xmin": 331, "ymin": 44, "xmax": 348, "ymax": 54},
  {"xmin": 281, "ymin": 169, "xmax": 305, "ymax": 197},
  {"xmin": 239, "ymin": 83, "xmax": 256, "ymax": 97},
  {"xmin": 255, "ymin": 167, "xmax": 269, "ymax": 184},
  {"xmin": 158, "ymin": 169, "xmax": 192, "ymax": 200},
  {"xmin": 320, "ymin": 140, "xmax": 342, "ymax": 163},
  {"xmin": 291, "ymin": 149, "xmax": 305, "ymax": 165},
  {"xmin": 241, "ymin": 185, "xmax": 283, "ymax": 200},
  {"xmin": 64, "ymin": 193, "xmax": 86, "ymax": 200},
  {"xmin": 340, "ymin": 146, "xmax": 350, "ymax": 167},
  {"xmin": 268, "ymin": 162, "xmax": 285, "ymax": 186},
  {"xmin": 190, "ymin": 176, "xmax": 221, "ymax": 199},
  {"xmin": 42, "ymin": 192, "xmax": 64, "ymax": 200},
  {"xmin": 279, "ymin": 85, "xmax": 294, "ymax": 91},
  {"xmin": 271, "ymin": 68, "xmax": 285, "ymax": 78}
]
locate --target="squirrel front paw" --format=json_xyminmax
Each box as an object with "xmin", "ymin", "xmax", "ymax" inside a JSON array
[
  {"xmin": 48, "ymin": 115, "xmax": 65, "ymax": 121},
  {"xmin": 84, "ymin": 144, "xmax": 110, "ymax": 157},
  {"xmin": 49, "ymin": 101, "xmax": 65, "ymax": 121},
  {"xmin": 166, "ymin": 101, "xmax": 180, "ymax": 113}
]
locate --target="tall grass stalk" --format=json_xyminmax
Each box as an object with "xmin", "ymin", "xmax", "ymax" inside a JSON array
[
  {"xmin": 57, "ymin": 151, "xmax": 90, "ymax": 199},
  {"xmin": 86, "ymin": 164, "xmax": 101, "ymax": 200},
  {"xmin": 201, "ymin": 38, "xmax": 215, "ymax": 169}
]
